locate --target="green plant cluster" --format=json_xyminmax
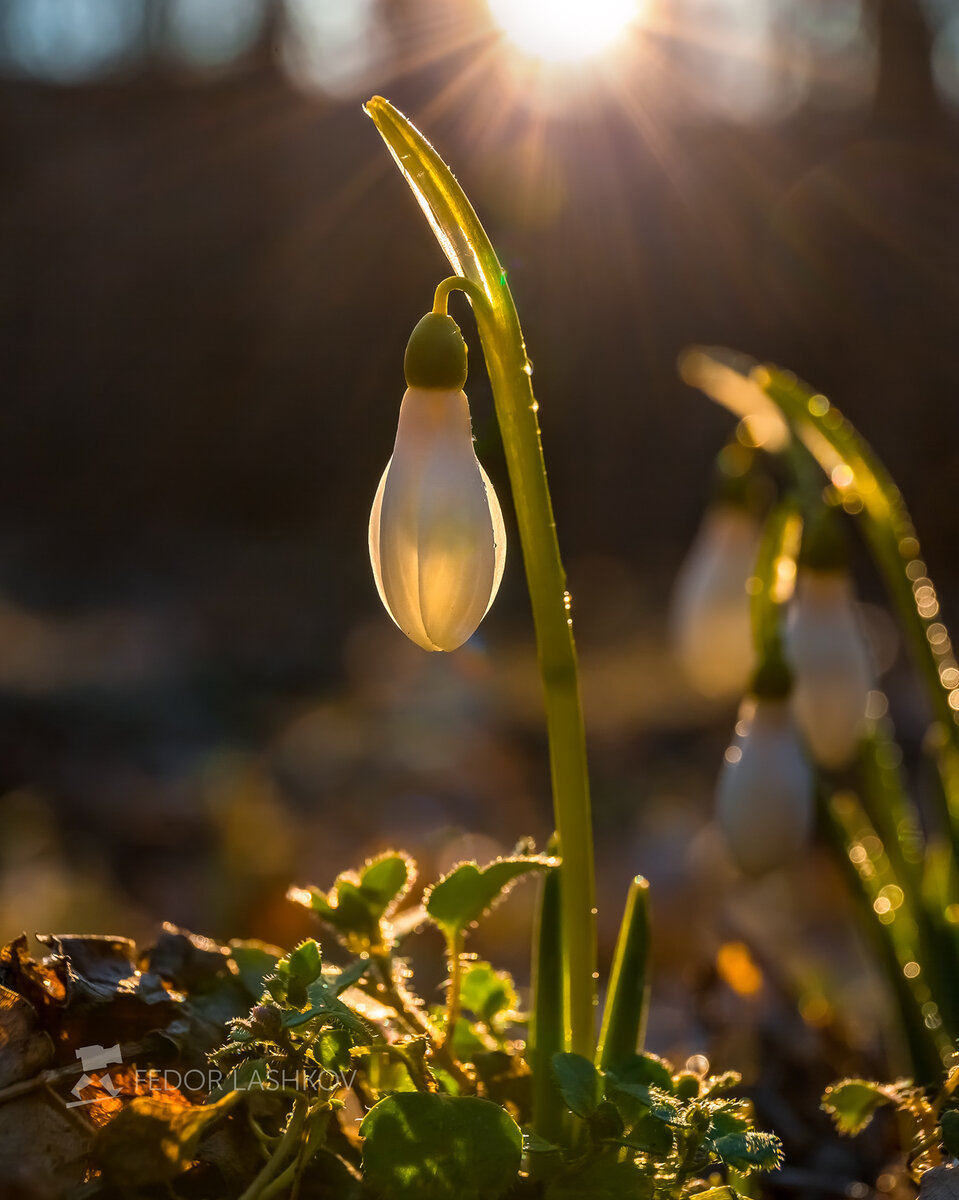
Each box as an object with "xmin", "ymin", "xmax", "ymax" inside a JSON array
[{"xmin": 202, "ymin": 849, "xmax": 782, "ymax": 1199}]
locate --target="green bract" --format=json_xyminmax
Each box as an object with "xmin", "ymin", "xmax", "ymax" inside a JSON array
[{"xmin": 404, "ymin": 311, "xmax": 469, "ymax": 390}]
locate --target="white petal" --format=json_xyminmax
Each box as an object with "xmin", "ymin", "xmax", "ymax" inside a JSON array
[
  {"xmin": 671, "ymin": 505, "xmax": 759, "ymax": 699},
  {"xmin": 785, "ymin": 569, "xmax": 874, "ymax": 768},
  {"xmin": 369, "ymin": 388, "xmax": 506, "ymax": 652},
  {"xmin": 716, "ymin": 700, "xmax": 814, "ymax": 875}
]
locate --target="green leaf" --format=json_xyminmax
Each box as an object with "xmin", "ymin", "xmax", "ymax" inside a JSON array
[
  {"xmin": 228, "ymin": 940, "xmax": 280, "ymax": 1000},
  {"xmin": 460, "ymin": 962, "xmax": 518, "ymax": 1030},
  {"xmin": 551, "ymin": 1052, "xmax": 603, "ymax": 1118},
  {"xmin": 316, "ymin": 1028, "xmax": 354, "ymax": 1075},
  {"xmin": 287, "ymin": 939, "xmax": 322, "ymax": 987},
  {"xmin": 821, "ymin": 1079, "xmax": 900, "ymax": 1136},
  {"xmin": 361, "ymin": 854, "xmax": 414, "ymax": 910},
  {"xmin": 94, "ymin": 1093, "xmax": 240, "ymax": 1187},
  {"xmin": 942, "ymin": 1109, "xmax": 959, "ymax": 1158},
  {"xmin": 290, "ymin": 852, "xmax": 415, "ymax": 951},
  {"xmin": 713, "ymin": 1131, "xmax": 784, "ymax": 1173},
  {"xmin": 425, "ymin": 856, "xmax": 557, "ymax": 939},
  {"xmin": 608, "ymin": 1053, "xmax": 675, "ymax": 1093},
  {"xmin": 283, "ymin": 976, "xmax": 375, "ymax": 1041},
  {"xmin": 360, "ymin": 1092, "xmax": 522, "ymax": 1200},
  {"xmin": 624, "ymin": 1111, "xmax": 673, "ymax": 1156},
  {"xmin": 703, "ymin": 1070, "xmax": 742, "ymax": 1097},
  {"xmin": 545, "ymin": 1157, "xmax": 654, "ymax": 1200},
  {"xmin": 708, "ymin": 1106, "xmax": 751, "ymax": 1138},
  {"xmin": 608, "ymin": 1080, "xmax": 686, "ymax": 1126}
]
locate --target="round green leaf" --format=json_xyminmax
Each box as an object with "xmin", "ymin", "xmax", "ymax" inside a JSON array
[{"xmin": 360, "ymin": 1092, "xmax": 522, "ymax": 1200}]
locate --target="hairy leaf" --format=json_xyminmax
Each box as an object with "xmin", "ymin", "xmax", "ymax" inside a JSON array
[
  {"xmin": 290, "ymin": 852, "xmax": 415, "ymax": 952},
  {"xmin": 609, "ymin": 1052, "xmax": 675, "ymax": 1092},
  {"xmin": 460, "ymin": 962, "xmax": 518, "ymax": 1030},
  {"xmin": 425, "ymin": 856, "xmax": 557, "ymax": 939},
  {"xmin": 821, "ymin": 1078, "xmax": 901, "ymax": 1136},
  {"xmin": 713, "ymin": 1130, "xmax": 784, "ymax": 1173}
]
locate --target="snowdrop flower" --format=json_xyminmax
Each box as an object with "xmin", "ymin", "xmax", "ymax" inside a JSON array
[
  {"xmin": 671, "ymin": 501, "xmax": 760, "ymax": 700},
  {"xmin": 369, "ymin": 311, "xmax": 506, "ymax": 652},
  {"xmin": 716, "ymin": 664, "xmax": 814, "ymax": 875},
  {"xmin": 785, "ymin": 515, "xmax": 873, "ymax": 768}
]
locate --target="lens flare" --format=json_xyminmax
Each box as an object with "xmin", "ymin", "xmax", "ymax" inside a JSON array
[{"xmin": 486, "ymin": 0, "xmax": 640, "ymax": 63}]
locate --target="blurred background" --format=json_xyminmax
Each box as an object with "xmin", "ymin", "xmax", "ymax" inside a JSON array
[{"xmin": 1, "ymin": 0, "xmax": 959, "ymax": 1150}]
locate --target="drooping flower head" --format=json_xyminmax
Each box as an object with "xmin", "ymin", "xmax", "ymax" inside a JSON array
[
  {"xmin": 716, "ymin": 647, "xmax": 814, "ymax": 875},
  {"xmin": 785, "ymin": 508, "xmax": 873, "ymax": 769},
  {"xmin": 671, "ymin": 444, "xmax": 763, "ymax": 699},
  {"xmin": 369, "ymin": 310, "xmax": 506, "ymax": 652}
]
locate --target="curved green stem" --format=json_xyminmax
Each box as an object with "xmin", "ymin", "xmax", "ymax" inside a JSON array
[
  {"xmin": 433, "ymin": 276, "xmax": 486, "ymax": 316},
  {"xmin": 366, "ymin": 96, "xmax": 597, "ymax": 1058}
]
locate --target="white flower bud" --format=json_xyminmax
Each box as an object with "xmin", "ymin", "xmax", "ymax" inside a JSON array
[
  {"xmin": 671, "ymin": 505, "xmax": 759, "ymax": 699},
  {"xmin": 716, "ymin": 698, "xmax": 814, "ymax": 875},
  {"xmin": 785, "ymin": 567, "xmax": 873, "ymax": 768},
  {"xmin": 369, "ymin": 387, "xmax": 506, "ymax": 652}
]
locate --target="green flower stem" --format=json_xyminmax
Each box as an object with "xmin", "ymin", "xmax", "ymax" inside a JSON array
[
  {"xmin": 443, "ymin": 931, "xmax": 465, "ymax": 1053},
  {"xmin": 597, "ymin": 876, "xmax": 650, "ymax": 1072},
  {"xmin": 366, "ymin": 97, "xmax": 597, "ymax": 1058},
  {"xmin": 258, "ymin": 1106, "xmax": 331, "ymax": 1200},
  {"xmin": 823, "ymin": 788, "xmax": 948, "ymax": 1081},
  {"xmin": 749, "ymin": 498, "xmax": 801, "ymax": 658},
  {"xmin": 368, "ymin": 950, "xmax": 471, "ymax": 1090},
  {"xmin": 238, "ymin": 1095, "xmax": 310, "ymax": 1200},
  {"xmin": 530, "ymin": 865, "xmax": 566, "ymax": 1143}
]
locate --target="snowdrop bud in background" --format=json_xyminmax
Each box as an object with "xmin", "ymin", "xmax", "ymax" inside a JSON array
[
  {"xmin": 671, "ymin": 497, "xmax": 761, "ymax": 700},
  {"xmin": 785, "ymin": 511, "xmax": 873, "ymax": 769},
  {"xmin": 716, "ymin": 688, "xmax": 814, "ymax": 876},
  {"xmin": 369, "ymin": 312, "xmax": 506, "ymax": 653}
]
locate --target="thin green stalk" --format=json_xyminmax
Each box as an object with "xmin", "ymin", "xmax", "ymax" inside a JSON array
[
  {"xmin": 530, "ymin": 865, "xmax": 565, "ymax": 1144},
  {"xmin": 856, "ymin": 722, "xmax": 959, "ymax": 1033},
  {"xmin": 597, "ymin": 876, "xmax": 650, "ymax": 1071},
  {"xmin": 259, "ymin": 1107, "xmax": 331, "ymax": 1200},
  {"xmin": 749, "ymin": 497, "xmax": 801, "ymax": 656},
  {"xmin": 443, "ymin": 931, "xmax": 465, "ymax": 1053},
  {"xmin": 238, "ymin": 1095, "xmax": 310, "ymax": 1200},
  {"xmin": 366, "ymin": 97, "xmax": 597, "ymax": 1058},
  {"xmin": 824, "ymin": 787, "xmax": 949, "ymax": 1082}
]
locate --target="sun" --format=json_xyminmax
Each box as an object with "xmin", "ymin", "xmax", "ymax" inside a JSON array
[{"xmin": 485, "ymin": 0, "xmax": 641, "ymax": 64}]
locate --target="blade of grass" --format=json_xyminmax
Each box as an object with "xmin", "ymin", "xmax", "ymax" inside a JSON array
[{"xmin": 597, "ymin": 876, "xmax": 651, "ymax": 1071}]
